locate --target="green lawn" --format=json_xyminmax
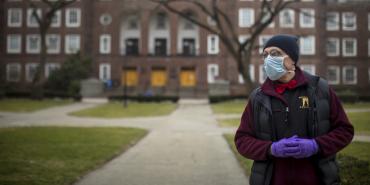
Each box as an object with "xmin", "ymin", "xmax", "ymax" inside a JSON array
[
  {"xmin": 69, "ymin": 102, "xmax": 177, "ymax": 118},
  {"xmin": 0, "ymin": 99, "xmax": 73, "ymax": 113},
  {"xmin": 343, "ymin": 102, "xmax": 370, "ymax": 109},
  {"xmin": 340, "ymin": 141, "xmax": 370, "ymax": 162},
  {"xmin": 347, "ymin": 112, "xmax": 370, "ymax": 135},
  {"xmin": 224, "ymin": 134, "xmax": 253, "ymax": 175},
  {"xmin": 0, "ymin": 127, "xmax": 147, "ymax": 185},
  {"xmin": 218, "ymin": 118, "xmax": 240, "ymax": 127},
  {"xmin": 211, "ymin": 100, "xmax": 246, "ymax": 114},
  {"xmin": 224, "ymin": 134, "xmax": 370, "ymax": 177}
]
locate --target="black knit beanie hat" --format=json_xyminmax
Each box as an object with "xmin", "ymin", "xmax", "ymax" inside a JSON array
[{"xmin": 263, "ymin": 34, "xmax": 299, "ymax": 63}]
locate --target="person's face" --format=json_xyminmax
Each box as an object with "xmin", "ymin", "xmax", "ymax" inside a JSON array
[{"xmin": 262, "ymin": 47, "xmax": 296, "ymax": 72}]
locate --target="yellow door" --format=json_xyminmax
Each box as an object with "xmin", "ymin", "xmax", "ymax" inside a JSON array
[
  {"xmin": 180, "ymin": 69, "xmax": 196, "ymax": 87},
  {"xmin": 151, "ymin": 69, "xmax": 167, "ymax": 87},
  {"xmin": 121, "ymin": 69, "xmax": 138, "ymax": 86}
]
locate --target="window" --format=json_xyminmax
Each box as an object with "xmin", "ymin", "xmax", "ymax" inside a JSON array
[
  {"xmin": 45, "ymin": 63, "xmax": 60, "ymax": 78},
  {"xmin": 259, "ymin": 65, "xmax": 267, "ymax": 84},
  {"xmin": 46, "ymin": 34, "xmax": 60, "ymax": 54},
  {"xmin": 259, "ymin": 35, "xmax": 273, "ymax": 53},
  {"xmin": 100, "ymin": 13, "xmax": 112, "ymax": 26},
  {"xmin": 261, "ymin": 7, "xmax": 274, "ymax": 28},
  {"xmin": 342, "ymin": 12, "xmax": 356, "ymax": 31},
  {"xmin": 154, "ymin": 38, "xmax": 167, "ymax": 56},
  {"xmin": 207, "ymin": 16, "xmax": 216, "ymax": 26},
  {"xmin": 300, "ymin": 36, "xmax": 315, "ymax": 55},
  {"xmin": 207, "ymin": 34, "xmax": 219, "ymax": 55},
  {"xmin": 65, "ymin": 35, "xmax": 80, "ymax": 54},
  {"xmin": 239, "ymin": 8, "xmax": 254, "ymax": 27},
  {"xmin": 327, "ymin": 66, "xmax": 340, "ymax": 85},
  {"xmin": 342, "ymin": 66, "xmax": 357, "ymax": 85},
  {"xmin": 300, "ymin": 9, "xmax": 315, "ymax": 28},
  {"xmin": 300, "ymin": 65, "xmax": 316, "ymax": 75},
  {"xmin": 7, "ymin": 34, "xmax": 22, "ymax": 54},
  {"xmin": 26, "ymin": 63, "xmax": 38, "ymax": 82},
  {"xmin": 326, "ymin": 38, "xmax": 340, "ymax": 57},
  {"xmin": 368, "ymin": 39, "xmax": 370, "ymax": 56},
  {"xmin": 239, "ymin": 35, "xmax": 250, "ymax": 44},
  {"xmin": 27, "ymin": 8, "xmax": 41, "ymax": 27},
  {"xmin": 156, "ymin": 12, "xmax": 167, "ymax": 29},
  {"xmin": 8, "ymin": 8, "xmax": 22, "ymax": 27},
  {"xmin": 183, "ymin": 13, "xmax": 195, "ymax": 30},
  {"xmin": 368, "ymin": 13, "xmax": 370, "ymax": 31},
  {"xmin": 99, "ymin": 34, "xmax": 111, "ymax": 54},
  {"xmin": 182, "ymin": 38, "xmax": 196, "ymax": 56},
  {"xmin": 279, "ymin": 9, "xmax": 295, "ymax": 28},
  {"xmin": 6, "ymin": 63, "xmax": 21, "ymax": 82},
  {"xmin": 342, "ymin": 38, "xmax": 357, "ymax": 57},
  {"xmin": 125, "ymin": 38, "xmax": 139, "ymax": 56},
  {"xmin": 66, "ymin": 8, "xmax": 81, "ymax": 27},
  {"xmin": 326, "ymin": 12, "xmax": 339, "ymax": 31},
  {"xmin": 51, "ymin": 10, "xmax": 61, "ymax": 27},
  {"xmin": 26, "ymin": 34, "xmax": 41, "ymax": 54},
  {"xmin": 128, "ymin": 16, "xmax": 138, "ymax": 30},
  {"xmin": 207, "ymin": 64, "xmax": 219, "ymax": 84},
  {"xmin": 99, "ymin": 64, "xmax": 111, "ymax": 81}
]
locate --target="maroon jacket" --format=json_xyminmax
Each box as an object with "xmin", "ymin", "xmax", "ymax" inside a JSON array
[{"xmin": 235, "ymin": 69, "xmax": 354, "ymax": 185}]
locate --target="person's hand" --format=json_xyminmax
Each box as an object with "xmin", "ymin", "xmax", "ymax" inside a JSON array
[
  {"xmin": 271, "ymin": 135, "xmax": 300, "ymax": 158},
  {"xmin": 291, "ymin": 138, "xmax": 319, "ymax": 159}
]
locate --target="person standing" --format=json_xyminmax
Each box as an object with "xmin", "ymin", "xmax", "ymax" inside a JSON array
[{"xmin": 234, "ymin": 34, "xmax": 354, "ymax": 185}]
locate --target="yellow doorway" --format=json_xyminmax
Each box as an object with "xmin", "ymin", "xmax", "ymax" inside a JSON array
[
  {"xmin": 121, "ymin": 69, "xmax": 138, "ymax": 86},
  {"xmin": 151, "ymin": 69, "xmax": 167, "ymax": 87},
  {"xmin": 180, "ymin": 69, "xmax": 196, "ymax": 87}
]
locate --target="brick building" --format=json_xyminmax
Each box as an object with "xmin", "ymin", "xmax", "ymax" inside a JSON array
[{"xmin": 1, "ymin": 0, "xmax": 370, "ymax": 97}]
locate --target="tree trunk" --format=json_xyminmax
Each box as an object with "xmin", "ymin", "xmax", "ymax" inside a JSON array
[{"xmin": 31, "ymin": 28, "xmax": 47, "ymax": 99}]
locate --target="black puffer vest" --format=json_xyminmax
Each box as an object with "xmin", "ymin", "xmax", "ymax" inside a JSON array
[{"xmin": 249, "ymin": 72, "xmax": 340, "ymax": 185}]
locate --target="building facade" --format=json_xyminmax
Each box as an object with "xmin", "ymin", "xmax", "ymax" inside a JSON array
[{"xmin": 1, "ymin": 0, "xmax": 370, "ymax": 97}]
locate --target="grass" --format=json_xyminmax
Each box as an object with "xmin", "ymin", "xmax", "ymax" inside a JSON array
[
  {"xmin": 340, "ymin": 141, "xmax": 370, "ymax": 162},
  {"xmin": 0, "ymin": 127, "xmax": 147, "ymax": 185},
  {"xmin": 224, "ymin": 134, "xmax": 253, "ymax": 175},
  {"xmin": 0, "ymin": 99, "xmax": 73, "ymax": 113},
  {"xmin": 211, "ymin": 100, "xmax": 246, "ymax": 114},
  {"xmin": 218, "ymin": 118, "xmax": 240, "ymax": 127},
  {"xmin": 69, "ymin": 101, "xmax": 177, "ymax": 118},
  {"xmin": 343, "ymin": 102, "xmax": 370, "ymax": 109},
  {"xmin": 347, "ymin": 112, "xmax": 370, "ymax": 135},
  {"xmin": 224, "ymin": 134, "xmax": 370, "ymax": 177}
]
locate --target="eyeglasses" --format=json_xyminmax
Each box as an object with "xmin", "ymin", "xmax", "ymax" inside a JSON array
[{"xmin": 261, "ymin": 49, "xmax": 286, "ymax": 59}]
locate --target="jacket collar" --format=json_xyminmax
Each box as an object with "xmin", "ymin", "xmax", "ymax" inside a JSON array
[{"xmin": 260, "ymin": 67, "xmax": 309, "ymax": 105}]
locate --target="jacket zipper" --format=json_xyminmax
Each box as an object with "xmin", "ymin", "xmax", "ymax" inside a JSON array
[{"xmin": 285, "ymin": 107, "xmax": 289, "ymax": 124}]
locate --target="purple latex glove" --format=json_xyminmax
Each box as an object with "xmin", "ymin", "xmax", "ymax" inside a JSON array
[
  {"xmin": 271, "ymin": 135, "xmax": 300, "ymax": 158},
  {"xmin": 291, "ymin": 138, "xmax": 319, "ymax": 159}
]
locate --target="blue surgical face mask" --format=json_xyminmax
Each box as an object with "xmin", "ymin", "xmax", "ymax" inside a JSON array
[{"xmin": 263, "ymin": 55, "xmax": 287, "ymax": 81}]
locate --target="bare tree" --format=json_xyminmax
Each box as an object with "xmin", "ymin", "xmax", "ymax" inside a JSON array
[
  {"xmin": 29, "ymin": 0, "xmax": 76, "ymax": 97},
  {"xmin": 150, "ymin": 0, "xmax": 300, "ymax": 94}
]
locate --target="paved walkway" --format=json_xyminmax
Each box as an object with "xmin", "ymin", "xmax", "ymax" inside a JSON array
[{"xmin": 0, "ymin": 100, "xmax": 249, "ymax": 185}]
